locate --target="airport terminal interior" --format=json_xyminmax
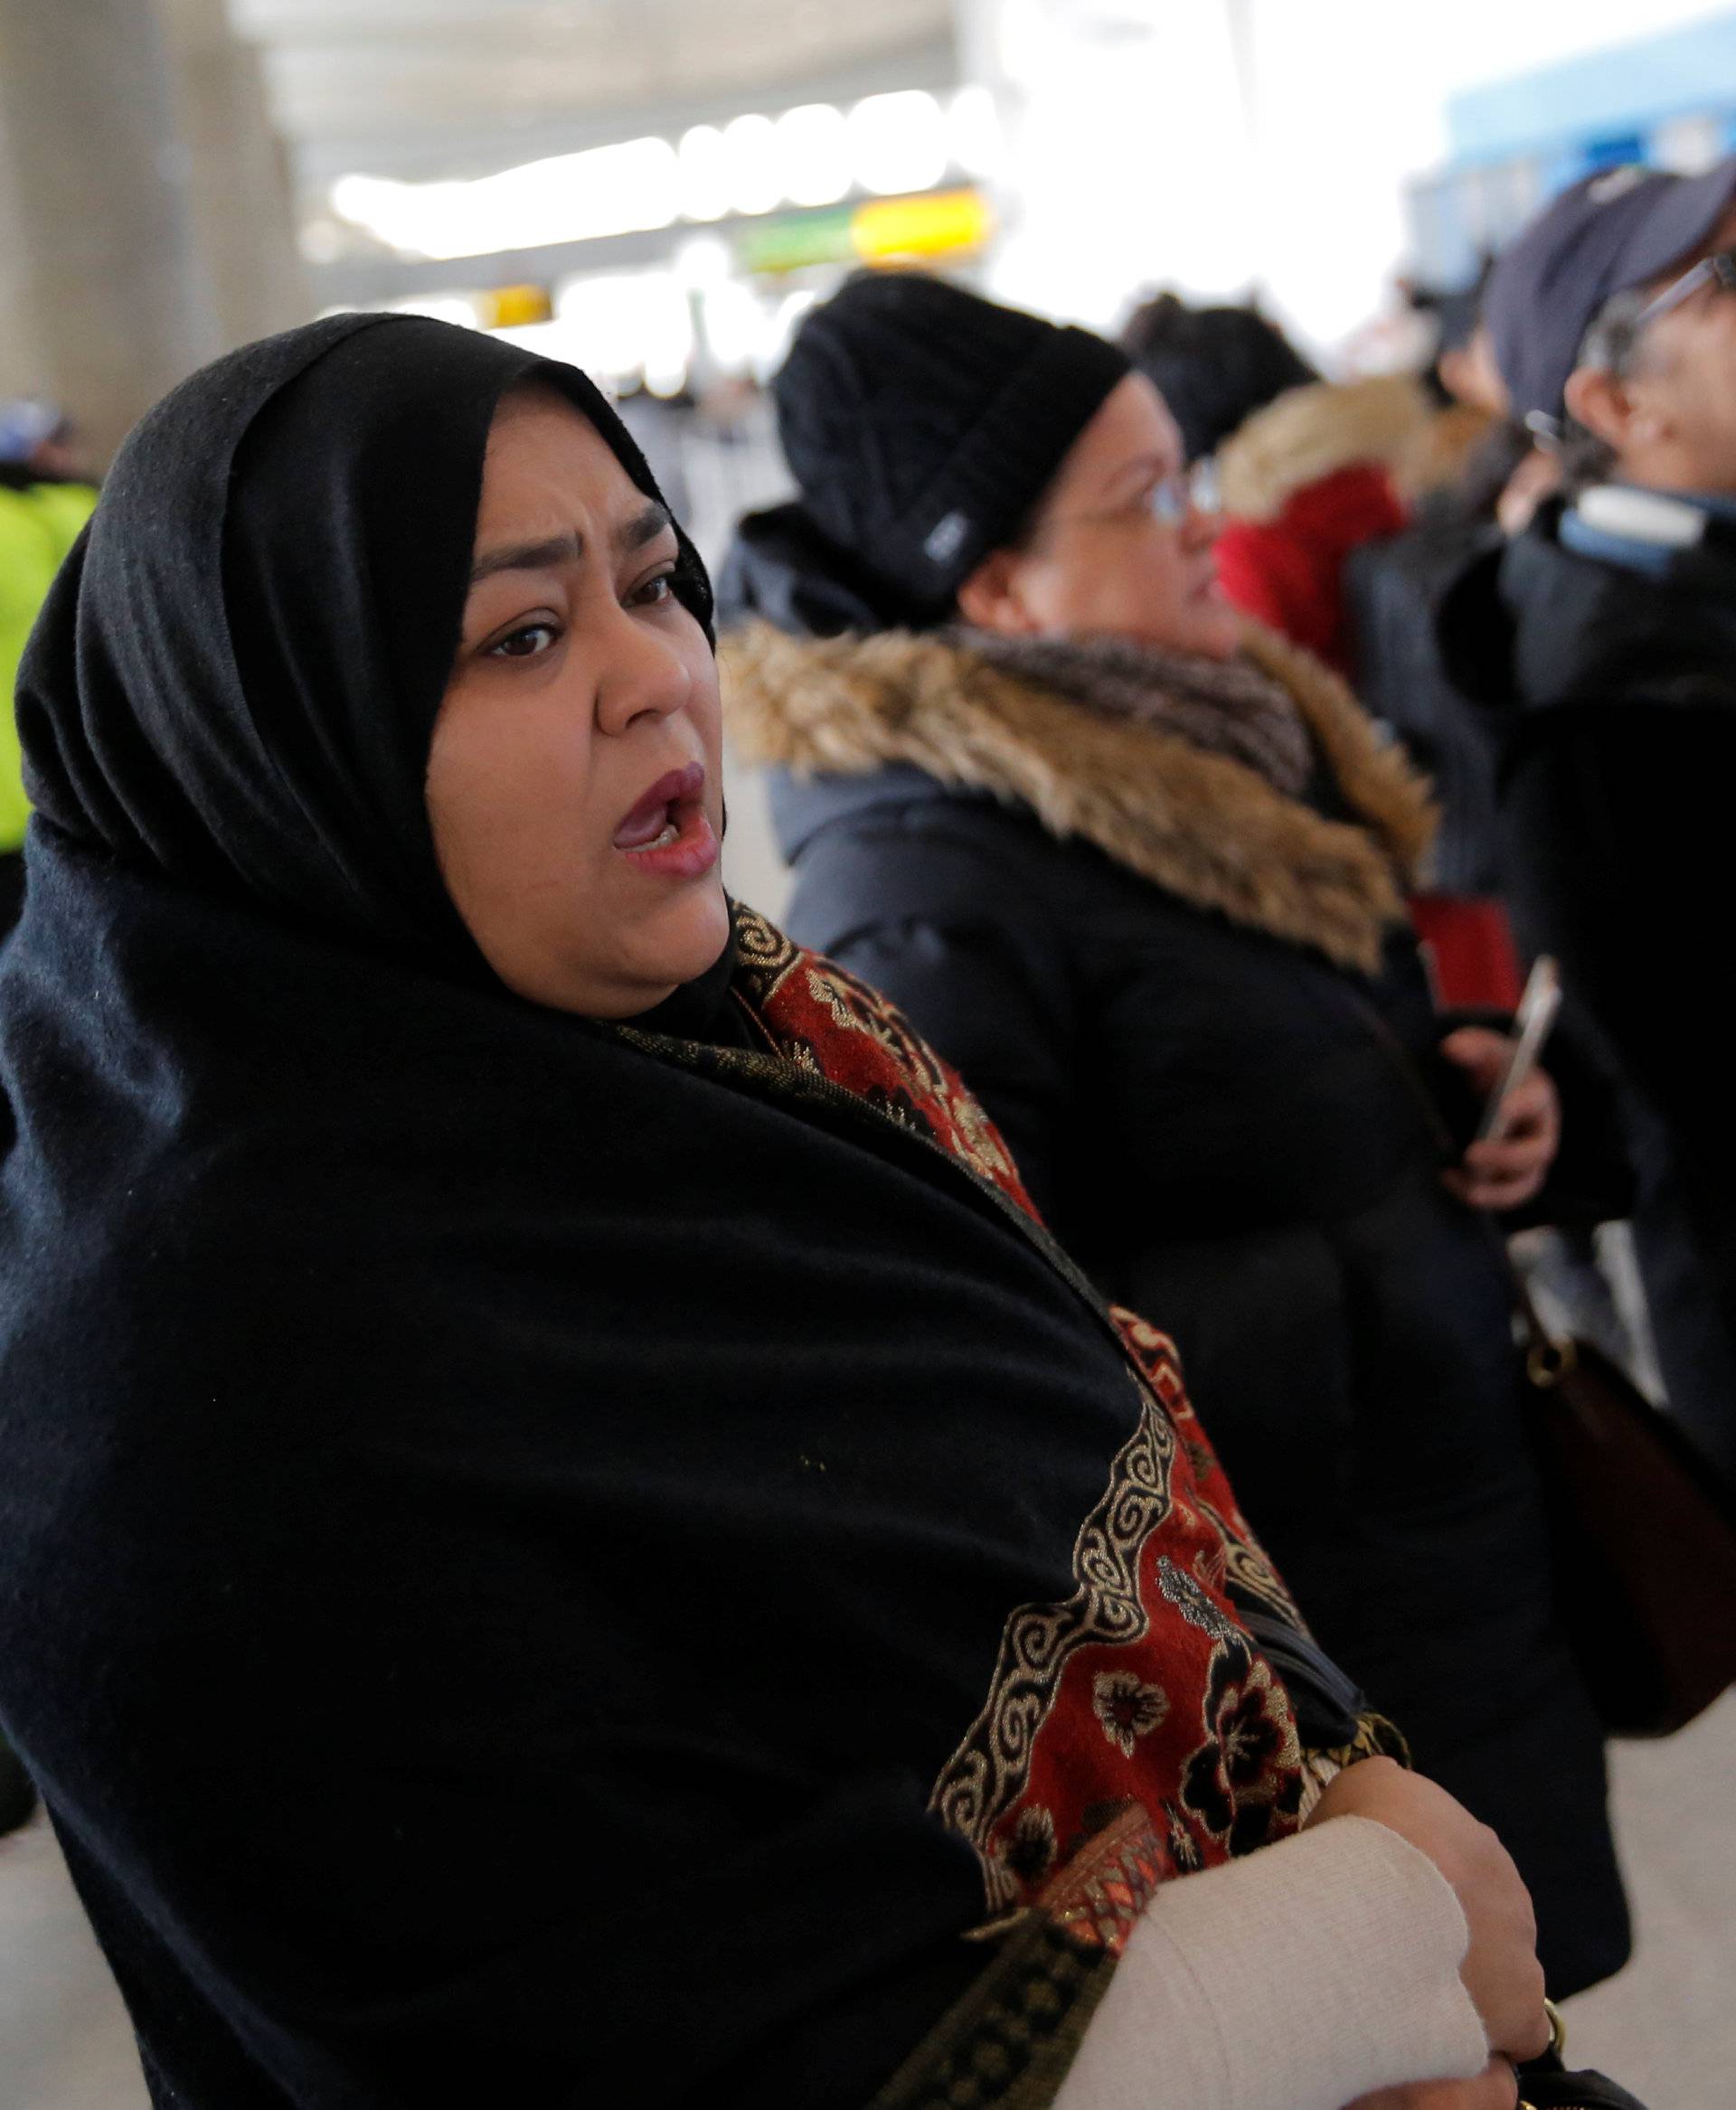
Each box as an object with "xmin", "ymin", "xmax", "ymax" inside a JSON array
[{"xmin": 3, "ymin": 4, "xmax": 1736, "ymax": 2106}]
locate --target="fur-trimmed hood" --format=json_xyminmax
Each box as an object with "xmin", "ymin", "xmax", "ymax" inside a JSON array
[
  {"xmin": 1216, "ymin": 374, "xmax": 1432, "ymax": 522},
  {"xmin": 725, "ymin": 622, "xmax": 1436, "ymax": 975}
]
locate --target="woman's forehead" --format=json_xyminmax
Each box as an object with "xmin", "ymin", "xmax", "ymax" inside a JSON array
[
  {"xmin": 476, "ymin": 390, "xmax": 645, "ymax": 538},
  {"xmin": 1053, "ymin": 373, "xmax": 1182, "ymax": 505}
]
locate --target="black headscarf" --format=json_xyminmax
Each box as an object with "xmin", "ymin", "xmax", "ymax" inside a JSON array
[
  {"xmin": 16, "ymin": 313, "xmax": 713, "ymax": 967},
  {"xmin": 0, "ymin": 318, "xmax": 1183, "ymax": 2102}
]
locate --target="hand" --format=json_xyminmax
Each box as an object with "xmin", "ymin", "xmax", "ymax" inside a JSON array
[
  {"xmin": 1344, "ymin": 2060, "xmax": 1520, "ymax": 2109},
  {"xmin": 1306, "ymin": 1758, "xmax": 1550, "ymax": 2067},
  {"xmin": 1439, "ymin": 1028, "xmax": 1560, "ymax": 1212},
  {"xmin": 1495, "ymin": 446, "xmax": 1560, "ymax": 537}
]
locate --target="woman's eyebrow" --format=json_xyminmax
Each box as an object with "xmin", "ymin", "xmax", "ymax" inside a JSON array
[
  {"xmin": 467, "ymin": 504, "xmax": 674, "ymax": 586},
  {"xmin": 619, "ymin": 500, "xmax": 675, "ymax": 553},
  {"xmin": 468, "ymin": 531, "xmax": 582, "ymax": 585}
]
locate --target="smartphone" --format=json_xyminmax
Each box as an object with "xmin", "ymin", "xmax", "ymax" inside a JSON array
[{"xmin": 1475, "ymin": 956, "xmax": 1562, "ymax": 1143}]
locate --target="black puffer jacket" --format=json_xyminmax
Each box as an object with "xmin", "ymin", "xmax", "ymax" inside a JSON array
[
  {"xmin": 726, "ymin": 607, "xmax": 1630, "ymax": 1996},
  {"xmin": 1442, "ymin": 502, "xmax": 1736, "ymax": 1478}
]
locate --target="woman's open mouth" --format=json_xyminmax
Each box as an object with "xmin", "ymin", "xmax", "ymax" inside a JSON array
[{"xmin": 612, "ymin": 761, "xmax": 720, "ymax": 880}]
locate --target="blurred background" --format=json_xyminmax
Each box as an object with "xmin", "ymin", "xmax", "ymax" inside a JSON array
[
  {"xmin": 4, "ymin": 3, "xmax": 1736, "ymax": 2105},
  {"xmin": 14, "ymin": 0, "xmax": 1736, "ymax": 908},
  {"xmin": 14, "ymin": 2, "xmax": 1736, "ymax": 513}
]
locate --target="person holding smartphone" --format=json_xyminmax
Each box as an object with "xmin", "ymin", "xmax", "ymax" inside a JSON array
[{"xmin": 722, "ymin": 272, "xmax": 1629, "ymax": 1998}]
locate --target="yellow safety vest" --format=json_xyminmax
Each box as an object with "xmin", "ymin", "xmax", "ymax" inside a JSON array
[{"xmin": 0, "ymin": 480, "xmax": 98, "ymax": 853}]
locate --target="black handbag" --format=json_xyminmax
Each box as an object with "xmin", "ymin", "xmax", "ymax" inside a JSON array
[
  {"xmin": 1513, "ymin": 1283, "xmax": 1736, "ymax": 1737},
  {"xmin": 1516, "ymin": 2050, "xmax": 1647, "ymax": 2108},
  {"xmin": 1516, "ymin": 2005, "xmax": 1648, "ymax": 2109}
]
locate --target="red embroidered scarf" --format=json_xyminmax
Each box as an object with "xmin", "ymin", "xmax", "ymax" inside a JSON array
[{"xmin": 727, "ymin": 909, "xmax": 1349, "ymax": 1945}]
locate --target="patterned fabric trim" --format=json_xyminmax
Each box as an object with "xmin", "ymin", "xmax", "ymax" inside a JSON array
[
  {"xmin": 1297, "ymin": 1711, "xmax": 1414, "ymax": 1820},
  {"xmin": 866, "ymin": 1914, "xmax": 1117, "ymax": 2110},
  {"xmin": 928, "ymin": 1381, "xmax": 1178, "ymax": 1911},
  {"xmin": 731, "ymin": 906, "xmax": 1039, "ymax": 1207},
  {"xmin": 1330, "ymin": 1711, "xmax": 1411, "ymax": 1771}
]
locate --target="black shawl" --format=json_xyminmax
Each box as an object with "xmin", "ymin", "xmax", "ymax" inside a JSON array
[{"xmin": 0, "ymin": 319, "xmax": 1221, "ymax": 2105}]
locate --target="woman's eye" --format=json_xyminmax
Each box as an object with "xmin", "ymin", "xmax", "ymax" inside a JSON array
[
  {"xmin": 487, "ymin": 621, "xmax": 559, "ymax": 660},
  {"xmin": 629, "ymin": 570, "xmax": 676, "ymax": 608}
]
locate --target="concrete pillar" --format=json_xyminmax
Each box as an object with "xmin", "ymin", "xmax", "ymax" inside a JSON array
[
  {"xmin": 0, "ymin": 0, "xmax": 222, "ymax": 465},
  {"xmin": 0, "ymin": 0, "xmax": 308, "ymax": 467},
  {"xmin": 160, "ymin": 0, "xmax": 312, "ymax": 351},
  {"xmin": 0, "ymin": 111, "xmax": 46, "ymax": 403}
]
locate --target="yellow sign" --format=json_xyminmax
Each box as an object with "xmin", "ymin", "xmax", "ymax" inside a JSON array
[
  {"xmin": 852, "ymin": 189, "xmax": 994, "ymax": 263},
  {"xmin": 479, "ymin": 284, "xmax": 552, "ymax": 329}
]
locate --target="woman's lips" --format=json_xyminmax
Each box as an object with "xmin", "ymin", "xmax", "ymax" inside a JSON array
[
  {"xmin": 614, "ymin": 761, "xmax": 704, "ymax": 847},
  {"xmin": 612, "ymin": 760, "xmax": 719, "ymax": 880}
]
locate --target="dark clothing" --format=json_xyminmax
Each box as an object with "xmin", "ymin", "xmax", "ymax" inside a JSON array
[
  {"xmin": 1443, "ymin": 501, "xmax": 1736, "ymax": 1476},
  {"xmin": 719, "ymin": 498, "xmax": 926, "ymax": 638},
  {"xmin": 729, "ymin": 611, "xmax": 1630, "ymax": 1996},
  {"xmin": 3, "ymin": 834, "xmax": 1220, "ymax": 2108},
  {"xmin": 0, "ymin": 313, "xmax": 1351, "ymax": 2109},
  {"xmin": 1345, "ymin": 507, "xmax": 1507, "ymax": 894},
  {"xmin": 0, "ymin": 1726, "xmax": 33, "ymax": 1835},
  {"xmin": 0, "ymin": 847, "xmax": 23, "ymax": 937}
]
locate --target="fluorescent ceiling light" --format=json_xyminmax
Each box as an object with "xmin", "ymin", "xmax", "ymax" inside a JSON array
[
  {"xmin": 777, "ymin": 103, "xmax": 853, "ymax": 208},
  {"xmin": 677, "ymin": 126, "xmax": 732, "ymax": 223},
  {"xmin": 848, "ymin": 91, "xmax": 948, "ymax": 197},
  {"xmin": 332, "ymin": 136, "xmax": 679, "ymax": 261},
  {"xmin": 721, "ymin": 114, "xmax": 783, "ymax": 217},
  {"xmin": 327, "ymin": 85, "xmax": 972, "ymax": 266}
]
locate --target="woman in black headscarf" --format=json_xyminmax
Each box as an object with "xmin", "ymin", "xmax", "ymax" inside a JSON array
[{"xmin": 0, "ymin": 316, "xmax": 1545, "ymax": 2110}]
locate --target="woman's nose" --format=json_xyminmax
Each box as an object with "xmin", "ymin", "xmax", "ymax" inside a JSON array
[
  {"xmin": 593, "ymin": 610, "xmax": 693, "ymax": 736},
  {"xmin": 1183, "ymin": 500, "xmax": 1223, "ymax": 551}
]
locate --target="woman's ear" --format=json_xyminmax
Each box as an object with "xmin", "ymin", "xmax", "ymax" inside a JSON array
[
  {"xmin": 1563, "ymin": 364, "xmax": 1633, "ymax": 452},
  {"xmin": 956, "ymin": 545, "xmax": 1040, "ymax": 635}
]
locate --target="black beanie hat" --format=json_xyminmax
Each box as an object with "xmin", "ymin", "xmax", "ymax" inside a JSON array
[{"xmin": 770, "ymin": 272, "xmax": 1130, "ymax": 616}]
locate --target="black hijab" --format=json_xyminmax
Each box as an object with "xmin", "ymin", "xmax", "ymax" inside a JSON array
[
  {"xmin": 0, "ymin": 319, "xmax": 1178, "ymax": 2103},
  {"xmin": 16, "ymin": 313, "xmax": 713, "ymax": 963}
]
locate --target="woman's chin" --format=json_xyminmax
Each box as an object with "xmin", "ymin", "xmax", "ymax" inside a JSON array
[
  {"xmin": 491, "ymin": 874, "xmax": 734, "ymax": 1019},
  {"xmin": 1186, "ymin": 600, "xmax": 1244, "ymax": 661},
  {"xmin": 633, "ymin": 875, "xmax": 734, "ymax": 986}
]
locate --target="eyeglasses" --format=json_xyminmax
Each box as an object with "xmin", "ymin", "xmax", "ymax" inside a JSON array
[
  {"xmin": 1042, "ymin": 460, "xmax": 1218, "ymax": 539},
  {"xmin": 1631, "ymin": 249, "xmax": 1736, "ymax": 334}
]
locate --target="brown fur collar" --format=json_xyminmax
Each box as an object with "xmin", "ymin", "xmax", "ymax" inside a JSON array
[
  {"xmin": 1217, "ymin": 373, "xmax": 1432, "ymax": 522},
  {"xmin": 724, "ymin": 621, "xmax": 1436, "ymax": 975}
]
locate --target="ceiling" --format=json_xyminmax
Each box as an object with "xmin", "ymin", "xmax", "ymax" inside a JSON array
[{"xmin": 231, "ymin": 0, "xmax": 960, "ymax": 191}]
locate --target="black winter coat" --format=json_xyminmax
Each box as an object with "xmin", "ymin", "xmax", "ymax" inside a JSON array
[
  {"xmin": 1442, "ymin": 504, "xmax": 1736, "ymax": 1477},
  {"xmin": 726, "ymin": 614, "xmax": 1630, "ymax": 1995}
]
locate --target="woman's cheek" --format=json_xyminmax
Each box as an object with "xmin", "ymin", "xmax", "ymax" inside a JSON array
[{"xmin": 1126, "ymin": 558, "xmax": 1192, "ymax": 642}]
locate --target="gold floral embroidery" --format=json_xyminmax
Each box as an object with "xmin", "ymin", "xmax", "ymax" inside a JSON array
[{"xmin": 1091, "ymin": 1671, "xmax": 1170, "ymax": 1757}]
